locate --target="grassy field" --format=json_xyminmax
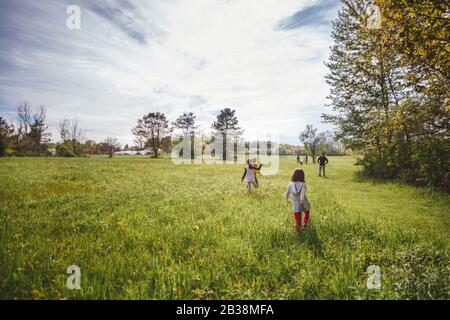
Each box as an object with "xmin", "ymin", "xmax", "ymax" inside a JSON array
[{"xmin": 0, "ymin": 156, "xmax": 448, "ymax": 300}]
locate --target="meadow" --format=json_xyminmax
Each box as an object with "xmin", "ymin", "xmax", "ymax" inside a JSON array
[{"xmin": 0, "ymin": 156, "xmax": 448, "ymax": 300}]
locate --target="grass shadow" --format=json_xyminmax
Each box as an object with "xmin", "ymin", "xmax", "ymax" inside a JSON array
[
  {"xmin": 298, "ymin": 224, "xmax": 323, "ymax": 257},
  {"xmin": 353, "ymin": 170, "xmax": 395, "ymax": 186}
]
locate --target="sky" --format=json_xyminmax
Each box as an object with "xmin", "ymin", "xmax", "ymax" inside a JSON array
[{"xmin": 0, "ymin": 0, "xmax": 342, "ymax": 146}]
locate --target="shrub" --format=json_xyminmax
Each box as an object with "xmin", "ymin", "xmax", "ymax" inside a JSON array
[
  {"xmin": 55, "ymin": 143, "xmax": 76, "ymax": 157},
  {"xmin": 5, "ymin": 149, "xmax": 15, "ymax": 157}
]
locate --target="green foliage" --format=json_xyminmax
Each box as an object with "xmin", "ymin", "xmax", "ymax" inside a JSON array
[
  {"xmin": 13, "ymin": 104, "xmax": 52, "ymax": 157},
  {"xmin": 173, "ymin": 112, "xmax": 198, "ymax": 135},
  {"xmin": 211, "ymin": 108, "xmax": 244, "ymax": 161},
  {"xmin": 324, "ymin": 0, "xmax": 450, "ymax": 192},
  {"xmin": 55, "ymin": 143, "xmax": 76, "ymax": 157},
  {"xmin": 211, "ymin": 108, "xmax": 242, "ymax": 134},
  {"xmin": 0, "ymin": 116, "xmax": 14, "ymax": 157},
  {"xmin": 0, "ymin": 156, "xmax": 448, "ymax": 299},
  {"xmin": 299, "ymin": 126, "xmax": 345, "ymax": 160},
  {"xmin": 132, "ymin": 112, "xmax": 172, "ymax": 158},
  {"xmin": 299, "ymin": 125, "xmax": 321, "ymax": 163},
  {"xmin": 5, "ymin": 148, "xmax": 15, "ymax": 157},
  {"xmin": 0, "ymin": 136, "xmax": 5, "ymax": 157}
]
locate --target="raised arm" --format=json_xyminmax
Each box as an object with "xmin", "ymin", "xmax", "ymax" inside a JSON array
[{"xmin": 241, "ymin": 168, "xmax": 247, "ymax": 182}]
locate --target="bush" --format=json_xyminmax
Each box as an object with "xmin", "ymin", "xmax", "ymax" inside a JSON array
[
  {"xmin": 0, "ymin": 138, "xmax": 5, "ymax": 157},
  {"xmin": 55, "ymin": 144, "xmax": 76, "ymax": 157},
  {"xmin": 357, "ymin": 138, "xmax": 450, "ymax": 193},
  {"xmin": 5, "ymin": 149, "xmax": 15, "ymax": 157},
  {"xmin": 413, "ymin": 137, "xmax": 450, "ymax": 192},
  {"xmin": 357, "ymin": 154, "xmax": 396, "ymax": 180}
]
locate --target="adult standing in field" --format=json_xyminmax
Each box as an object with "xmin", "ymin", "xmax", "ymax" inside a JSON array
[
  {"xmin": 304, "ymin": 154, "xmax": 308, "ymax": 165},
  {"xmin": 318, "ymin": 152, "xmax": 329, "ymax": 177}
]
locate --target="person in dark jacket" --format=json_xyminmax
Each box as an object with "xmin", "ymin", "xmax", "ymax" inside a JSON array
[{"xmin": 318, "ymin": 152, "xmax": 329, "ymax": 177}]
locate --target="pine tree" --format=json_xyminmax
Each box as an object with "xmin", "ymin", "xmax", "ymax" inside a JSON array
[
  {"xmin": 173, "ymin": 112, "xmax": 198, "ymax": 135},
  {"xmin": 211, "ymin": 108, "xmax": 244, "ymax": 161}
]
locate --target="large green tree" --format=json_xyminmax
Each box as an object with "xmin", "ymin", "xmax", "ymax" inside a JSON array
[
  {"xmin": 173, "ymin": 112, "xmax": 198, "ymax": 135},
  {"xmin": 324, "ymin": 0, "xmax": 449, "ymax": 191},
  {"xmin": 211, "ymin": 108, "xmax": 243, "ymax": 161},
  {"xmin": 132, "ymin": 112, "xmax": 172, "ymax": 158}
]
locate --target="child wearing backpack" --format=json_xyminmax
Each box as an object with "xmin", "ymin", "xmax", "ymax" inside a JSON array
[{"xmin": 285, "ymin": 168, "xmax": 311, "ymax": 233}]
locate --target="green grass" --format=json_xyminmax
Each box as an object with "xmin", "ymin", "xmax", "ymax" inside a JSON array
[{"xmin": 0, "ymin": 156, "xmax": 448, "ymax": 300}]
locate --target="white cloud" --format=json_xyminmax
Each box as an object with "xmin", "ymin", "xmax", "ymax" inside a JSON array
[{"xmin": 0, "ymin": 0, "xmax": 341, "ymax": 145}]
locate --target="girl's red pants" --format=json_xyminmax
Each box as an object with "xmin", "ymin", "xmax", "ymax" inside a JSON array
[{"xmin": 293, "ymin": 211, "xmax": 310, "ymax": 232}]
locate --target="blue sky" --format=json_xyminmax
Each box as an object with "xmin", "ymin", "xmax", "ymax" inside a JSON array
[{"xmin": 0, "ymin": 0, "xmax": 341, "ymax": 145}]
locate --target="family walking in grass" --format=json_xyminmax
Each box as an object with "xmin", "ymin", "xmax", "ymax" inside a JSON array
[{"xmin": 241, "ymin": 154, "xmax": 331, "ymax": 235}]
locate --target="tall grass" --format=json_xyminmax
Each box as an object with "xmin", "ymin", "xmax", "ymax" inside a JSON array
[{"xmin": 0, "ymin": 156, "xmax": 448, "ymax": 299}]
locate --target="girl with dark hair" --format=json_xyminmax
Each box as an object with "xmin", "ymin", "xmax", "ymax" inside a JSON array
[{"xmin": 285, "ymin": 168, "xmax": 311, "ymax": 233}]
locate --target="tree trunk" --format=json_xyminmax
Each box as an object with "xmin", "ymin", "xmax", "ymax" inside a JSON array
[
  {"xmin": 222, "ymin": 133, "xmax": 227, "ymax": 161},
  {"xmin": 311, "ymin": 148, "xmax": 316, "ymax": 164},
  {"xmin": 0, "ymin": 136, "xmax": 6, "ymax": 157}
]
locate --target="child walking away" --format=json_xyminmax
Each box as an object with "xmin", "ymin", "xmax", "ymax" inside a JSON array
[
  {"xmin": 241, "ymin": 159, "xmax": 263, "ymax": 192},
  {"xmin": 285, "ymin": 169, "xmax": 311, "ymax": 234}
]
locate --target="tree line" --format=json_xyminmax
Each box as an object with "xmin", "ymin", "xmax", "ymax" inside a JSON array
[
  {"xmin": 0, "ymin": 103, "xmax": 122, "ymax": 158},
  {"xmin": 324, "ymin": 0, "xmax": 449, "ymax": 192},
  {"xmin": 299, "ymin": 124, "xmax": 347, "ymax": 163},
  {"xmin": 1, "ymin": 105, "xmax": 344, "ymax": 161},
  {"xmin": 0, "ymin": 103, "xmax": 51, "ymax": 157},
  {"xmin": 0, "ymin": 107, "xmax": 245, "ymax": 159},
  {"xmin": 131, "ymin": 108, "xmax": 244, "ymax": 160}
]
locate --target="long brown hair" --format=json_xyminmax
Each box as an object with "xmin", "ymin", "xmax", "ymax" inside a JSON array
[{"xmin": 291, "ymin": 168, "xmax": 305, "ymax": 182}]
